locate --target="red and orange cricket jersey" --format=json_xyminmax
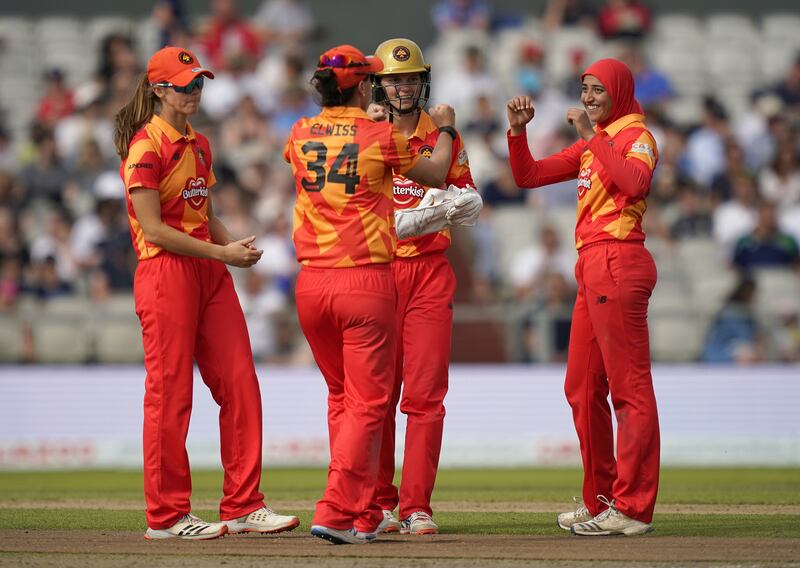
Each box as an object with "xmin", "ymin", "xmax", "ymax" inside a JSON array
[
  {"xmin": 284, "ymin": 106, "xmax": 419, "ymax": 268},
  {"xmin": 120, "ymin": 115, "xmax": 216, "ymax": 260},
  {"xmin": 392, "ymin": 111, "xmax": 475, "ymax": 258},
  {"xmin": 508, "ymin": 113, "xmax": 658, "ymax": 250}
]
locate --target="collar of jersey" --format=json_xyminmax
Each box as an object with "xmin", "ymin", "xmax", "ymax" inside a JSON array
[
  {"xmin": 320, "ymin": 106, "xmax": 369, "ymax": 120},
  {"xmin": 594, "ymin": 113, "xmax": 645, "ymax": 138},
  {"xmin": 150, "ymin": 114, "xmax": 197, "ymax": 143},
  {"xmin": 410, "ymin": 110, "xmax": 436, "ymax": 142}
]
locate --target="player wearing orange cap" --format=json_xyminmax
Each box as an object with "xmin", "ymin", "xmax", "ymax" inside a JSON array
[
  {"xmin": 367, "ymin": 38, "xmax": 482, "ymax": 536},
  {"xmin": 115, "ymin": 46, "xmax": 299, "ymax": 540},
  {"xmin": 284, "ymin": 44, "xmax": 459, "ymax": 544}
]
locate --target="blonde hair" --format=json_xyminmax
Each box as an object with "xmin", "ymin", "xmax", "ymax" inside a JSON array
[{"xmin": 114, "ymin": 73, "xmax": 158, "ymax": 159}]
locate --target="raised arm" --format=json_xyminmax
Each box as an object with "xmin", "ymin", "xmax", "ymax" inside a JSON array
[{"xmin": 507, "ymin": 96, "xmax": 582, "ymax": 188}]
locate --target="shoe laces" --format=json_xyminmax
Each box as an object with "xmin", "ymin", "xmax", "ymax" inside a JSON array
[
  {"xmin": 570, "ymin": 496, "xmax": 588, "ymax": 515},
  {"xmin": 407, "ymin": 511, "xmax": 432, "ymax": 523},
  {"xmin": 594, "ymin": 495, "xmax": 618, "ymax": 521},
  {"xmin": 181, "ymin": 513, "xmax": 211, "ymax": 527}
]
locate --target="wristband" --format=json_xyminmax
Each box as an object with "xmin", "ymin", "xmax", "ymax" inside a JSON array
[{"xmin": 438, "ymin": 126, "xmax": 458, "ymax": 140}]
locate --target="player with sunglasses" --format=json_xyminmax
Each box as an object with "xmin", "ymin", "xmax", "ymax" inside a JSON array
[
  {"xmin": 114, "ymin": 46, "xmax": 299, "ymax": 541},
  {"xmin": 284, "ymin": 44, "xmax": 459, "ymax": 545}
]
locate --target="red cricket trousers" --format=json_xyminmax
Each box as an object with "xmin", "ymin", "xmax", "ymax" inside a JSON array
[
  {"xmin": 565, "ymin": 240, "xmax": 660, "ymax": 523},
  {"xmin": 375, "ymin": 253, "xmax": 456, "ymax": 519},
  {"xmin": 134, "ymin": 252, "xmax": 265, "ymax": 529},
  {"xmin": 295, "ymin": 264, "xmax": 396, "ymax": 532}
]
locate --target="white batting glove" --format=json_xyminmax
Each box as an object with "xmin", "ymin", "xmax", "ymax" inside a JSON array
[{"xmin": 445, "ymin": 186, "xmax": 483, "ymax": 226}]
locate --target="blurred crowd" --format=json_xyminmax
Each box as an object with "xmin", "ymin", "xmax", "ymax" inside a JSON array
[{"xmin": 0, "ymin": 0, "xmax": 799, "ymax": 364}]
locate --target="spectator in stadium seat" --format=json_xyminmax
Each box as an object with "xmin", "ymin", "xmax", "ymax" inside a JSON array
[
  {"xmin": 0, "ymin": 125, "xmax": 14, "ymax": 173},
  {"xmin": 432, "ymin": 45, "xmax": 497, "ymax": 115},
  {"xmin": 0, "ymin": 255, "xmax": 22, "ymax": 311},
  {"xmin": 685, "ymin": 97, "xmax": 730, "ymax": 187},
  {"xmin": 431, "ymin": 0, "xmax": 491, "ymax": 33},
  {"xmin": 18, "ymin": 132, "xmax": 68, "ymax": 207},
  {"xmin": 198, "ymin": 0, "xmax": 261, "ymax": 72},
  {"xmin": 712, "ymin": 173, "xmax": 759, "ymax": 250},
  {"xmin": 542, "ymin": 0, "xmax": 596, "ymax": 32},
  {"xmin": 772, "ymin": 53, "xmax": 800, "ymax": 110},
  {"xmin": 710, "ymin": 141, "xmax": 752, "ymax": 204},
  {"xmin": 509, "ymin": 225, "xmax": 575, "ymax": 302},
  {"xmin": 26, "ymin": 255, "xmax": 72, "ymax": 301},
  {"xmin": 35, "ymin": 69, "xmax": 75, "ymax": 129},
  {"xmin": 520, "ymin": 272, "xmax": 575, "ymax": 362},
  {"xmin": 151, "ymin": 0, "xmax": 189, "ymax": 49},
  {"xmin": 597, "ymin": 0, "xmax": 651, "ymax": 41},
  {"xmin": 252, "ymin": 0, "xmax": 316, "ymax": 49},
  {"xmin": 619, "ymin": 46, "xmax": 673, "ymax": 109},
  {"xmin": 732, "ymin": 202, "xmax": 800, "ymax": 271},
  {"xmin": 758, "ymin": 143, "xmax": 800, "ymax": 207},
  {"xmin": 701, "ymin": 275, "xmax": 764, "ymax": 364},
  {"xmin": 668, "ymin": 182, "xmax": 713, "ymax": 241}
]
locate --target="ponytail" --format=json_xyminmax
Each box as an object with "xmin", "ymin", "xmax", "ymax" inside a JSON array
[
  {"xmin": 310, "ymin": 68, "xmax": 358, "ymax": 107},
  {"xmin": 114, "ymin": 73, "xmax": 158, "ymax": 159}
]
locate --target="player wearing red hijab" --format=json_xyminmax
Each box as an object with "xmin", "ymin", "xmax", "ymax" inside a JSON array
[{"xmin": 507, "ymin": 58, "xmax": 659, "ymax": 536}]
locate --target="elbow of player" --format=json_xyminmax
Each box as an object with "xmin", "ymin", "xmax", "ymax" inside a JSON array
[{"xmin": 141, "ymin": 224, "xmax": 165, "ymax": 247}]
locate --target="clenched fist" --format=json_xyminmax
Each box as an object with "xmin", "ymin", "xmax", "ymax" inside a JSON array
[
  {"xmin": 428, "ymin": 104, "xmax": 456, "ymax": 128},
  {"xmin": 507, "ymin": 96, "xmax": 535, "ymax": 135}
]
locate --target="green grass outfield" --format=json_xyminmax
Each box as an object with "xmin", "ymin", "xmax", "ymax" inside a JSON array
[{"xmin": 1, "ymin": 467, "xmax": 798, "ymax": 537}]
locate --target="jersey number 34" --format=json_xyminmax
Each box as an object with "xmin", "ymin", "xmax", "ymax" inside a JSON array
[{"xmin": 301, "ymin": 142, "xmax": 360, "ymax": 195}]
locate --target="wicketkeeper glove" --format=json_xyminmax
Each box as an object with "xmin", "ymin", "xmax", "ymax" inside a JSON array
[
  {"xmin": 445, "ymin": 185, "xmax": 483, "ymax": 226},
  {"xmin": 394, "ymin": 187, "xmax": 459, "ymax": 239}
]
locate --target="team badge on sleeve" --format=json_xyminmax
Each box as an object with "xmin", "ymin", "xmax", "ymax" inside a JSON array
[
  {"xmin": 630, "ymin": 141, "xmax": 655, "ymax": 160},
  {"xmin": 457, "ymin": 148, "xmax": 469, "ymax": 166}
]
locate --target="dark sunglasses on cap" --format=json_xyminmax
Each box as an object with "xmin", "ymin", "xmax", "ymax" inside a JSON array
[
  {"xmin": 152, "ymin": 76, "xmax": 205, "ymax": 94},
  {"xmin": 318, "ymin": 53, "xmax": 370, "ymax": 69}
]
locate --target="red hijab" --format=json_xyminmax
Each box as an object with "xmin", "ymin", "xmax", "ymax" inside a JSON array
[{"xmin": 581, "ymin": 58, "xmax": 643, "ymax": 128}]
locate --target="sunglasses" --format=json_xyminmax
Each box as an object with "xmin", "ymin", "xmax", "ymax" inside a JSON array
[
  {"xmin": 152, "ymin": 76, "xmax": 205, "ymax": 94},
  {"xmin": 319, "ymin": 53, "xmax": 370, "ymax": 69}
]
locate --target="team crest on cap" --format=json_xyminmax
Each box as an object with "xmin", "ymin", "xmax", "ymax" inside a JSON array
[
  {"xmin": 179, "ymin": 51, "xmax": 194, "ymax": 65},
  {"xmin": 420, "ymin": 145, "xmax": 434, "ymax": 158},
  {"xmin": 392, "ymin": 46, "xmax": 411, "ymax": 62}
]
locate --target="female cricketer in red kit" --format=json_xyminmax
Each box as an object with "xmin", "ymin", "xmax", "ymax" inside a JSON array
[
  {"xmin": 116, "ymin": 46, "xmax": 298, "ymax": 540},
  {"xmin": 368, "ymin": 38, "xmax": 482, "ymax": 536},
  {"xmin": 283, "ymin": 44, "xmax": 457, "ymax": 544},
  {"xmin": 507, "ymin": 58, "xmax": 660, "ymax": 536}
]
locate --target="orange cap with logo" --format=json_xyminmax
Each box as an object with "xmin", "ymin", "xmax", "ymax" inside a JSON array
[
  {"xmin": 317, "ymin": 44, "xmax": 383, "ymax": 89},
  {"xmin": 147, "ymin": 46, "xmax": 215, "ymax": 87}
]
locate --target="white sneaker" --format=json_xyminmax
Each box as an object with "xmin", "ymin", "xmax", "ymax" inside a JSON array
[
  {"xmin": 571, "ymin": 496, "xmax": 653, "ymax": 536},
  {"xmin": 556, "ymin": 497, "xmax": 593, "ymax": 530},
  {"xmin": 224, "ymin": 506, "xmax": 300, "ymax": 534},
  {"xmin": 380, "ymin": 510, "xmax": 401, "ymax": 533},
  {"xmin": 144, "ymin": 513, "xmax": 228, "ymax": 540},
  {"xmin": 400, "ymin": 511, "xmax": 438, "ymax": 535},
  {"xmin": 311, "ymin": 525, "xmax": 370, "ymax": 545}
]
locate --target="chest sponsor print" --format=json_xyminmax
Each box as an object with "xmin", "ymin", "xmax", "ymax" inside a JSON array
[
  {"xmin": 182, "ymin": 177, "xmax": 208, "ymax": 210},
  {"xmin": 393, "ymin": 177, "xmax": 425, "ymax": 206},
  {"xmin": 577, "ymin": 167, "xmax": 592, "ymax": 199}
]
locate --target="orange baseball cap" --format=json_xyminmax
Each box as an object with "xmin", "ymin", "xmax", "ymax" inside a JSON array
[
  {"xmin": 317, "ymin": 45, "xmax": 383, "ymax": 89},
  {"xmin": 147, "ymin": 46, "xmax": 215, "ymax": 87}
]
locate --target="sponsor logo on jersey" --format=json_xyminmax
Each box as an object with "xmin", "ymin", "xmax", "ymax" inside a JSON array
[
  {"xmin": 392, "ymin": 46, "xmax": 411, "ymax": 62},
  {"xmin": 179, "ymin": 51, "xmax": 194, "ymax": 64},
  {"xmin": 630, "ymin": 141, "xmax": 654, "ymax": 160},
  {"xmin": 197, "ymin": 149, "xmax": 206, "ymax": 166},
  {"xmin": 393, "ymin": 177, "xmax": 425, "ymax": 205},
  {"xmin": 127, "ymin": 162, "xmax": 153, "ymax": 170},
  {"xmin": 577, "ymin": 167, "xmax": 592, "ymax": 199},
  {"xmin": 419, "ymin": 145, "xmax": 434, "ymax": 159},
  {"xmin": 182, "ymin": 177, "xmax": 208, "ymax": 209}
]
